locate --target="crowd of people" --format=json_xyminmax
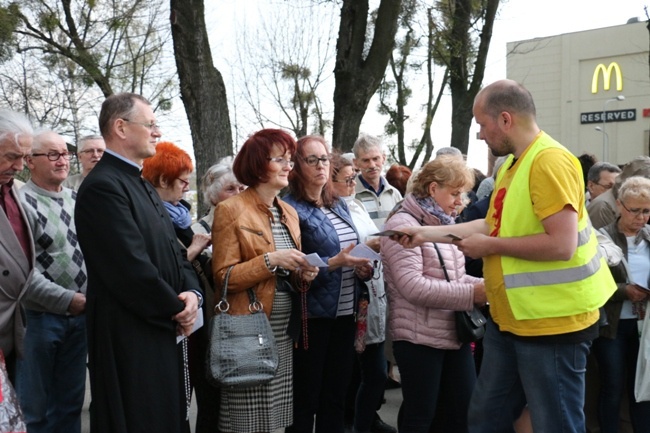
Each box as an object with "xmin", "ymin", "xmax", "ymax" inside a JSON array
[{"xmin": 0, "ymin": 79, "xmax": 648, "ymax": 433}]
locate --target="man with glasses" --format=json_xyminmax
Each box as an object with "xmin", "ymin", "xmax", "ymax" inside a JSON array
[
  {"xmin": 64, "ymin": 135, "xmax": 106, "ymax": 191},
  {"xmin": 588, "ymin": 156, "xmax": 650, "ymax": 229},
  {"xmin": 0, "ymin": 109, "xmax": 34, "ymax": 384},
  {"xmin": 75, "ymin": 93, "xmax": 201, "ymax": 433},
  {"xmin": 17, "ymin": 130, "xmax": 87, "ymax": 433},
  {"xmin": 352, "ymin": 134, "xmax": 402, "ymax": 229},
  {"xmin": 586, "ymin": 162, "xmax": 621, "ymax": 204}
]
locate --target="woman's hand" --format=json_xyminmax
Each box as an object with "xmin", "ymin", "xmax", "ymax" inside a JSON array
[
  {"xmin": 626, "ymin": 284, "xmax": 649, "ymax": 302},
  {"xmin": 354, "ymin": 262, "xmax": 374, "ymax": 280},
  {"xmin": 298, "ymin": 265, "xmax": 320, "ymax": 282},
  {"xmin": 473, "ymin": 281, "xmax": 487, "ymax": 305},
  {"xmin": 328, "ymin": 243, "xmax": 371, "ymax": 271},
  {"xmin": 186, "ymin": 233, "xmax": 212, "ymax": 261},
  {"xmin": 365, "ymin": 237, "xmax": 381, "ymax": 253},
  {"xmin": 268, "ymin": 249, "xmax": 312, "ymax": 272}
]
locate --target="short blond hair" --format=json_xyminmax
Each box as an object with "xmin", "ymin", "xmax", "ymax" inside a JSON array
[
  {"xmin": 410, "ymin": 155, "xmax": 475, "ymax": 199},
  {"xmin": 618, "ymin": 176, "xmax": 650, "ymax": 203}
]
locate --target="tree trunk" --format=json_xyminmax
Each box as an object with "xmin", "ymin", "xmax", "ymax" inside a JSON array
[
  {"xmin": 448, "ymin": 0, "xmax": 500, "ymax": 156},
  {"xmin": 332, "ymin": 0, "xmax": 402, "ymax": 152},
  {"xmin": 170, "ymin": 0, "xmax": 233, "ymax": 217}
]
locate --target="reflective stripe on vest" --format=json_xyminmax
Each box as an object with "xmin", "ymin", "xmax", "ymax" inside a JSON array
[
  {"xmin": 495, "ymin": 133, "xmax": 616, "ymax": 320},
  {"xmin": 504, "ymin": 248, "xmax": 601, "ymax": 289}
]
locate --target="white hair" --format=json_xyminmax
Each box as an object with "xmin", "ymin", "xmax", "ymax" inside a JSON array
[
  {"xmin": 352, "ymin": 134, "xmax": 383, "ymax": 158},
  {"xmin": 201, "ymin": 156, "xmax": 238, "ymax": 206},
  {"xmin": 0, "ymin": 109, "xmax": 34, "ymax": 148}
]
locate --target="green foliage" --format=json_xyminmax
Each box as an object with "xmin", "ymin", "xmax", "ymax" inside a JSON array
[
  {"xmin": 38, "ymin": 10, "xmax": 59, "ymax": 32},
  {"xmin": 158, "ymin": 97, "xmax": 172, "ymax": 111},
  {"xmin": 0, "ymin": 0, "xmax": 176, "ymax": 139},
  {"xmin": 0, "ymin": 6, "xmax": 19, "ymax": 61}
]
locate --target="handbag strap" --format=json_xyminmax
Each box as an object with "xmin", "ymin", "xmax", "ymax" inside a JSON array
[
  {"xmin": 216, "ymin": 265, "xmax": 263, "ymax": 314},
  {"xmin": 432, "ymin": 243, "xmax": 451, "ymax": 283},
  {"xmin": 199, "ymin": 219, "xmax": 211, "ymax": 233},
  {"xmin": 397, "ymin": 207, "xmax": 451, "ymax": 283}
]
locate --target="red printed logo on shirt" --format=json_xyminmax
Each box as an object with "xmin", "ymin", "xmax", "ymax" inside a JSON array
[{"xmin": 490, "ymin": 187, "xmax": 506, "ymax": 237}]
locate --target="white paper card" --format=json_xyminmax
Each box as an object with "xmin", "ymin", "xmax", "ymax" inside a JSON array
[
  {"xmin": 350, "ymin": 243, "xmax": 381, "ymax": 261},
  {"xmin": 304, "ymin": 253, "xmax": 328, "ymax": 267}
]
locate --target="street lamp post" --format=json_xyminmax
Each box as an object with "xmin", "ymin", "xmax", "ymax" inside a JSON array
[
  {"xmin": 594, "ymin": 126, "xmax": 608, "ymax": 161},
  {"xmin": 600, "ymin": 95, "xmax": 625, "ymax": 161}
]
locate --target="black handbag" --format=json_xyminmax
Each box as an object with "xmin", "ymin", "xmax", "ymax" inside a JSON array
[
  {"xmin": 206, "ymin": 266, "xmax": 279, "ymax": 388},
  {"xmin": 454, "ymin": 307, "xmax": 487, "ymax": 343},
  {"xmin": 432, "ymin": 244, "xmax": 487, "ymax": 343}
]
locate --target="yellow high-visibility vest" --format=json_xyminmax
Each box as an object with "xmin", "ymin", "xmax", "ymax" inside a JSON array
[{"xmin": 495, "ymin": 136, "xmax": 616, "ymax": 320}]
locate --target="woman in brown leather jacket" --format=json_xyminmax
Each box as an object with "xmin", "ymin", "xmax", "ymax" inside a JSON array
[{"xmin": 212, "ymin": 128, "xmax": 318, "ymax": 433}]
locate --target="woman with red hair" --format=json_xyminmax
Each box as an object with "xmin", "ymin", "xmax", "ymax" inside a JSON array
[
  {"xmin": 142, "ymin": 141, "xmax": 215, "ymax": 433},
  {"xmin": 212, "ymin": 129, "xmax": 319, "ymax": 433}
]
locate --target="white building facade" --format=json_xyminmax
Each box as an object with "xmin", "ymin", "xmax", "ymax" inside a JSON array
[{"xmin": 507, "ymin": 20, "xmax": 649, "ymax": 165}]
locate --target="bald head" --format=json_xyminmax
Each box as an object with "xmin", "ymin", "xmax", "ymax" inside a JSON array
[{"xmin": 476, "ymin": 80, "xmax": 537, "ymax": 120}]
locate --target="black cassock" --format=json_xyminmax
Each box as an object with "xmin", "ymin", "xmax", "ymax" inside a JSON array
[{"xmin": 75, "ymin": 153, "xmax": 199, "ymax": 433}]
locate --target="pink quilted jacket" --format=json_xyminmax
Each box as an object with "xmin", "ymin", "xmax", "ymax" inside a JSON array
[{"xmin": 380, "ymin": 194, "xmax": 483, "ymax": 350}]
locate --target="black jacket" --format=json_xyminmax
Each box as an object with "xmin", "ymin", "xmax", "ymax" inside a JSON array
[{"xmin": 75, "ymin": 152, "xmax": 199, "ymax": 433}]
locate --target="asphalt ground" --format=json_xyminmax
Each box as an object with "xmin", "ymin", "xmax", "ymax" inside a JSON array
[{"xmin": 80, "ymin": 372, "xmax": 402, "ymax": 433}]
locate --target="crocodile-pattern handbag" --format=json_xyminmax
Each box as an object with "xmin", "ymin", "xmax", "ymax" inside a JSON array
[{"xmin": 206, "ymin": 266, "xmax": 279, "ymax": 388}]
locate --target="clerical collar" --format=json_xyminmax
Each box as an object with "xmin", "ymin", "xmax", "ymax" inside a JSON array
[{"xmin": 105, "ymin": 149, "xmax": 142, "ymax": 170}]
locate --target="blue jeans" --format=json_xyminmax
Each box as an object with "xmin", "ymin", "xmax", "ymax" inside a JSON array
[
  {"xmin": 354, "ymin": 341, "xmax": 388, "ymax": 432},
  {"xmin": 16, "ymin": 311, "xmax": 87, "ymax": 433},
  {"xmin": 394, "ymin": 340, "xmax": 476, "ymax": 433},
  {"xmin": 592, "ymin": 319, "xmax": 650, "ymax": 433},
  {"xmin": 468, "ymin": 319, "xmax": 591, "ymax": 433},
  {"xmin": 287, "ymin": 316, "xmax": 356, "ymax": 433}
]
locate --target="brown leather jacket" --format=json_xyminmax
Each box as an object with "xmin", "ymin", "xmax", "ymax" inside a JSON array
[{"xmin": 211, "ymin": 188, "xmax": 301, "ymax": 318}]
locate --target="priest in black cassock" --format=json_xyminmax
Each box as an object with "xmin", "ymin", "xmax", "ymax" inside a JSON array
[{"xmin": 75, "ymin": 93, "xmax": 202, "ymax": 433}]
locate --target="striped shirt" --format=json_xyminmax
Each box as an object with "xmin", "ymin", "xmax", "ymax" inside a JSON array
[{"xmin": 322, "ymin": 207, "xmax": 357, "ymax": 316}]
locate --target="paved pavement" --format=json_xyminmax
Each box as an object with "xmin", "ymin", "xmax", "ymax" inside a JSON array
[{"xmin": 80, "ymin": 374, "xmax": 401, "ymax": 433}]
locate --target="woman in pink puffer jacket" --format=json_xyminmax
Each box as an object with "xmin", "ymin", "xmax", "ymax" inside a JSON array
[{"xmin": 380, "ymin": 156, "xmax": 485, "ymax": 433}]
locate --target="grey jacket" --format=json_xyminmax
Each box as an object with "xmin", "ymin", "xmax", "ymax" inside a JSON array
[
  {"xmin": 354, "ymin": 176, "xmax": 403, "ymax": 229},
  {"xmin": 0, "ymin": 183, "xmax": 39, "ymax": 358},
  {"xmin": 598, "ymin": 221, "xmax": 650, "ymax": 339}
]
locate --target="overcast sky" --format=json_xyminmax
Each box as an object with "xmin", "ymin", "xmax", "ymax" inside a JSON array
[{"xmin": 164, "ymin": 0, "xmax": 648, "ymax": 173}]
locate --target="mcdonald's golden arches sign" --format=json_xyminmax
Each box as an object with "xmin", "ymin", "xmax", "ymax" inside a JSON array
[{"xmin": 592, "ymin": 62, "xmax": 623, "ymax": 94}]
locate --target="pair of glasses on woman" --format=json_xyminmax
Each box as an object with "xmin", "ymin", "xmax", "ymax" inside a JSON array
[
  {"xmin": 267, "ymin": 157, "xmax": 295, "ymax": 169},
  {"xmin": 333, "ymin": 176, "xmax": 356, "ymax": 186},
  {"xmin": 302, "ymin": 155, "xmax": 331, "ymax": 167},
  {"xmin": 621, "ymin": 201, "xmax": 650, "ymax": 217},
  {"xmin": 268, "ymin": 155, "xmax": 332, "ymax": 168}
]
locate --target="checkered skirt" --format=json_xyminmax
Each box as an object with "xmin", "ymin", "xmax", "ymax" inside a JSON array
[{"xmin": 218, "ymin": 291, "xmax": 293, "ymax": 432}]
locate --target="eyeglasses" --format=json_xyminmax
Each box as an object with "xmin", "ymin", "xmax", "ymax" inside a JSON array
[
  {"xmin": 78, "ymin": 149, "xmax": 105, "ymax": 156},
  {"xmin": 267, "ymin": 157, "xmax": 294, "ymax": 169},
  {"xmin": 620, "ymin": 201, "xmax": 650, "ymax": 218},
  {"xmin": 333, "ymin": 176, "xmax": 356, "ymax": 186},
  {"xmin": 596, "ymin": 182, "xmax": 614, "ymax": 190},
  {"xmin": 303, "ymin": 155, "xmax": 331, "ymax": 167},
  {"xmin": 31, "ymin": 152, "xmax": 73, "ymax": 161},
  {"xmin": 176, "ymin": 178, "xmax": 190, "ymax": 188},
  {"xmin": 121, "ymin": 118, "xmax": 161, "ymax": 132}
]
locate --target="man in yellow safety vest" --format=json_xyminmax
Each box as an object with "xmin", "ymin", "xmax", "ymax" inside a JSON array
[{"xmin": 394, "ymin": 79, "xmax": 616, "ymax": 433}]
